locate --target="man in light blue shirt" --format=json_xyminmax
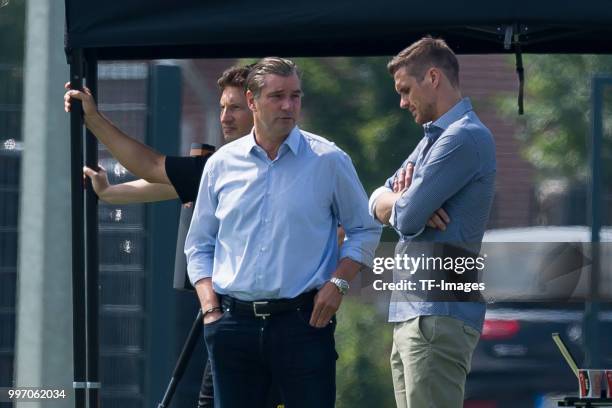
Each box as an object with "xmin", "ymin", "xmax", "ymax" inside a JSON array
[
  {"xmin": 370, "ymin": 37, "xmax": 496, "ymax": 408},
  {"xmin": 185, "ymin": 57, "xmax": 381, "ymax": 408}
]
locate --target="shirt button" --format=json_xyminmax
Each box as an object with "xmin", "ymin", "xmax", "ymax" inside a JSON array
[{"xmin": 261, "ymin": 247, "xmax": 267, "ymax": 252}]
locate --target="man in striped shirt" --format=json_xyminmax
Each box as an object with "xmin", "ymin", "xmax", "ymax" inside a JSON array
[{"xmin": 369, "ymin": 37, "xmax": 496, "ymax": 408}]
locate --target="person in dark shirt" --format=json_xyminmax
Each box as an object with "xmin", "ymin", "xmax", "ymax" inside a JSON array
[
  {"xmin": 65, "ymin": 65, "xmax": 259, "ymax": 408},
  {"xmin": 75, "ymin": 65, "xmax": 254, "ymax": 206}
]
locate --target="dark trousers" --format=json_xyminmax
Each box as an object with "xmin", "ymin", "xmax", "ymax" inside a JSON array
[
  {"xmin": 198, "ymin": 359, "xmax": 214, "ymax": 408},
  {"xmin": 198, "ymin": 344, "xmax": 284, "ymax": 408},
  {"xmin": 203, "ymin": 303, "xmax": 337, "ymax": 408}
]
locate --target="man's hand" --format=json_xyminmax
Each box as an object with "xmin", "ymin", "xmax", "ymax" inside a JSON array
[
  {"xmin": 391, "ymin": 162, "xmax": 451, "ymax": 231},
  {"xmin": 83, "ymin": 165, "xmax": 110, "ymax": 198},
  {"xmin": 427, "ymin": 208, "xmax": 451, "ymax": 231},
  {"xmin": 393, "ymin": 162, "xmax": 414, "ymax": 192},
  {"xmin": 64, "ymin": 82, "xmax": 99, "ymax": 118},
  {"xmin": 310, "ymin": 281, "xmax": 342, "ymax": 328},
  {"xmin": 371, "ymin": 162, "xmax": 415, "ymax": 224},
  {"xmin": 194, "ymin": 278, "xmax": 224, "ymax": 325},
  {"xmin": 203, "ymin": 309, "xmax": 224, "ymax": 325}
]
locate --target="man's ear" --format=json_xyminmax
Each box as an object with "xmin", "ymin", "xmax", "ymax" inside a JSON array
[
  {"xmin": 428, "ymin": 67, "xmax": 441, "ymax": 89},
  {"xmin": 246, "ymin": 90, "xmax": 257, "ymax": 112}
]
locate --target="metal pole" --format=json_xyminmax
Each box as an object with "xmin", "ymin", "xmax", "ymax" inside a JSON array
[
  {"xmin": 69, "ymin": 47, "xmax": 87, "ymax": 408},
  {"xmin": 584, "ymin": 75, "xmax": 611, "ymax": 368},
  {"xmin": 157, "ymin": 310, "xmax": 204, "ymax": 408},
  {"xmin": 85, "ymin": 50, "xmax": 101, "ymax": 408},
  {"xmin": 145, "ymin": 64, "xmax": 183, "ymax": 405}
]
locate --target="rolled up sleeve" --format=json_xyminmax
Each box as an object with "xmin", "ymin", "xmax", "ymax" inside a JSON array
[
  {"xmin": 392, "ymin": 131, "xmax": 479, "ymax": 236},
  {"xmin": 368, "ymin": 185, "xmax": 392, "ymax": 223},
  {"xmin": 184, "ymin": 162, "xmax": 218, "ymax": 285},
  {"xmin": 332, "ymin": 152, "xmax": 382, "ymax": 268},
  {"xmin": 368, "ymin": 144, "xmax": 420, "ymax": 226}
]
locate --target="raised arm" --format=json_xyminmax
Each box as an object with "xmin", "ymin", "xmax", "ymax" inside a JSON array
[
  {"xmin": 65, "ymin": 83, "xmax": 170, "ymax": 184},
  {"xmin": 83, "ymin": 166, "xmax": 178, "ymax": 204}
]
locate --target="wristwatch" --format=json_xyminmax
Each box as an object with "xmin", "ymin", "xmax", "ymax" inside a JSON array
[{"xmin": 330, "ymin": 277, "xmax": 350, "ymax": 295}]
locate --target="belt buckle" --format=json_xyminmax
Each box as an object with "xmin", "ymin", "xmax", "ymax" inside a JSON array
[{"xmin": 253, "ymin": 301, "xmax": 270, "ymax": 318}]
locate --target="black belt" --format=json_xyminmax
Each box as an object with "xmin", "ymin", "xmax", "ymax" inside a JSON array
[{"xmin": 221, "ymin": 291, "xmax": 316, "ymax": 318}]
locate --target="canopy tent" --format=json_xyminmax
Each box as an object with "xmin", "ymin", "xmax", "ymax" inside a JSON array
[
  {"xmin": 65, "ymin": 0, "xmax": 612, "ymax": 59},
  {"xmin": 63, "ymin": 1, "xmax": 611, "ymax": 407}
]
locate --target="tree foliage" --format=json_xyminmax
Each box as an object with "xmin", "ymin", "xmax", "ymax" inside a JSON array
[
  {"xmin": 295, "ymin": 57, "xmax": 423, "ymax": 194},
  {"xmin": 334, "ymin": 298, "xmax": 395, "ymax": 408},
  {"xmin": 498, "ymin": 55, "xmax": 612, "ymax": 181}
]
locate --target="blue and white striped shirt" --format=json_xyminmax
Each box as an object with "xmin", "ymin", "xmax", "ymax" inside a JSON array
[
  {"xmin": 185, "ymin": 126, "xmax": 382, "ymax": 301},
  {"xmin": 370, "ymin": 98, "xmax": 496, "ymax": 331}
]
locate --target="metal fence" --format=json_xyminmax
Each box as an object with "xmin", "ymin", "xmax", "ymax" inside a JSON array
[{"xmin": 0, "ymin": 63, "xmax": 23, "ymax": 408}]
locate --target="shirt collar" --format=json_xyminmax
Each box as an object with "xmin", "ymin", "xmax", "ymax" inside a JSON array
[
  {"xmin": 243, "ymin": 130, "xmax": 258, "ymax": 157},
  {"xmin": 245, "ymin": 126, "xmax": 302, "ymax": 158},
  {"xmin": 423, "ymin": 97, "xmax": 473, "ymax": 139},
  {"xmin": 284, "ymin": 126, "xmax": 302, "ymax": 155}
]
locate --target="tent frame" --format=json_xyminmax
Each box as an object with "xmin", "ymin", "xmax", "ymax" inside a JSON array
[{"xmin": 64, "ymin": 7, "xmax": 610, "ymax": 405}]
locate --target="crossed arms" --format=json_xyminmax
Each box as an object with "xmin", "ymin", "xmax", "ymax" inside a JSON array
[{"xmin": 370, "ymin": 131, "xmax": 480, "ymax": 236}]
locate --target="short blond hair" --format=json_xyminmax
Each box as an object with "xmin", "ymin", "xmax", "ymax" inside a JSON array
[{"xmin": 387, "ymin": 37, "xmax": 459, "ymax": 87}]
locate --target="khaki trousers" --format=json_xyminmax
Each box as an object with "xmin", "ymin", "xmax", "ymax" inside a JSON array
[{"xmin": 390, "ymin": 315, "xmax": 480, "ymax": 408}]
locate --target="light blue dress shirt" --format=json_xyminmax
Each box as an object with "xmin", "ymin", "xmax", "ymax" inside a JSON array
[
  {"xmin": 370, "ymin": 98, "xmax": 496, "ymax": 331},
  {"xmin": 185, "ymin": 126, "xmax": 382, "ymax": 301}
]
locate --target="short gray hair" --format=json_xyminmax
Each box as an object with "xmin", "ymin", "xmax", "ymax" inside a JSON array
[{"xmin": 246, "ymin": 57, "xmax": 301, "ymax": 98}]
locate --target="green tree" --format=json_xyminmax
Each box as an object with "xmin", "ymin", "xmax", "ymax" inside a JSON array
[
  {"xmin": 334, "ymin": 298, "xmax": 395, "ymax": 408},
  {"xmin": 499, "ymin": 55, "xmax": 612, "ymax": 182},
  {"xmin": 296, "ymin": 57, "xmax": 423, "ymax": 194}
]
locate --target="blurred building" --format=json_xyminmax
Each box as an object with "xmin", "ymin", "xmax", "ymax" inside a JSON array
[{"xmin": 459, "ymin": 55, "xmax": 537, "ymax": 228}]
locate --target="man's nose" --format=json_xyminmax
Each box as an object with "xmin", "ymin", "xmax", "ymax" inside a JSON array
[
  {"xmin": 281, "ymin": 97, "xmax": 292, "ymax": 111},
  {"xmin": 220, "ymin": 109, "xmax": 232, "ymax": 122}
]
